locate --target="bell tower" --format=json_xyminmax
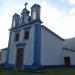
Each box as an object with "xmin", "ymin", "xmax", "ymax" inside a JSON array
[
  {"xmin": 12, "ymin": 13, "xmax": 20, "ymax": 27},
  {"xmin": 31, "ymin": 4, "xmax": 41, "ymax": 21},
  {"xmin": 20, "ymin": 2, "xmax": 30, "ymax": 25}
]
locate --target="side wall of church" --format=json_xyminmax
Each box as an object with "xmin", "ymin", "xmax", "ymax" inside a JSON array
[
  {"xmin": 8, "ymin": 26, "xmax": 35, "ymax": 65},
  {"xmin": 64, "ymin": 50, "xmax": 75, "ymax": 65},
  {"xmin": 41, "ymin": 27, "xmax": 64, "ymax": 66}
]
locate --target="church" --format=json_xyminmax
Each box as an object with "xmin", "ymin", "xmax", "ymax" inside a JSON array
[{"xmin": 1, "ymin": 3, "xmax": 75, "ymax": 70}]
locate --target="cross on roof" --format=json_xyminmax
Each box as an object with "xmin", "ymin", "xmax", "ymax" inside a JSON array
[{"xmin": 24, "ymin": 2, "xmax": 28, "ymax": 9}]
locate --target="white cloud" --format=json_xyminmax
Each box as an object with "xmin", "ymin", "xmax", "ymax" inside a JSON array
[
  {"xmin": 69, "ymin": 7, "xmax": 75, "ymax": 15},
  {"xmin": 41, "ymin": 0, "xmax": 75, "ymax": 38},
  {"xmin": 1, "ymin": 0, "xmax": 75, "ymax": 48},
  {"xmin": 41, "ymin": 0, "xmax": 61, "ymax": 27},
  {"xmin": 62, "ymin": 0, "xmax": 66, "ymax": 2},
  {"xmin": 62, "ymin": 0, "xmax": 75, "ymax": 5},
  {"xmin": 0, "ymin": 16, "xmax": 11, "ymax": 49},
  {"xmin": 68, "ymin": 0, "xmax": 75, "ymax": 4},
  {"xmin": 60, "ymin": 15, "xmax": 75, "ymax": 37}
]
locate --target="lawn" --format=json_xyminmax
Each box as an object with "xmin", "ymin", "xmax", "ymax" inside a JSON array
[{"xmin": 0, "ymin": 67, "xmax": 75, "ymax": 75}]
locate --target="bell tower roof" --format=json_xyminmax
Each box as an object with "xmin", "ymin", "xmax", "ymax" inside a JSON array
[{"xmin": 31, "ymin": 4, "xmax": 40, "ymax": 9}]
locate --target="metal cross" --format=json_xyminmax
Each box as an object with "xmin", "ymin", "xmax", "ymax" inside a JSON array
[{"xmin": 24, "ymin": 2, "xmax": 28, "ymax": 9}]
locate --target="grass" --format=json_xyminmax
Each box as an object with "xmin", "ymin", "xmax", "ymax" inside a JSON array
[{"xmin": 0, "ymin": 67, "xmax": 75, "ymax": 75}]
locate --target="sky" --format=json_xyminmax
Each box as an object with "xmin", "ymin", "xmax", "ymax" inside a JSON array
[{"xmin": 0, "ymin": 0, "xmax": 75, "ymax": 48}]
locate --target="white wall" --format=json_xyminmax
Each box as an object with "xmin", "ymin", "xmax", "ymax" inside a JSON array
[
  {"xmin": 64, "ymin": 50, "xmax": 75, "ymax": 65},
  {"xmin": 8, "ymin": 32, "xmax": 17, "ymax": 64},
  {"xmin": 23, "ymin": 26, "xmax": 34, "ymax": 65},
  {"xmin": 0, "ymin": 50, "xmax": 7, "ymax": 64},
  {"xmin": 8, "ymin": 26, "xmax": 35, "ymax": 65},
  {"xmin": 41, "ymin": 27, "xmax": 64, "ymax": 65}
]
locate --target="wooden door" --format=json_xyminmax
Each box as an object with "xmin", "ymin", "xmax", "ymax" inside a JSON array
[
  {"xmin": 16, "ymin": 48, "xmax": 24, "ymax": 69},
  {"xmin": 64, "ymin": 57, "xmax": 70, "ymax": 66}
]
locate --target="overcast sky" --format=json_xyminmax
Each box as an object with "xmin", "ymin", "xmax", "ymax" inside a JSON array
[{"xmin": 0, "ymin": 0, "xmax": 75, "ymax": 49}]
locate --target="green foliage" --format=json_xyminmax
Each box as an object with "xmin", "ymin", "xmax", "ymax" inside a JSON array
[{"xmin": 0, "ymin": 68, "xmax": 75, "ymax": 75}]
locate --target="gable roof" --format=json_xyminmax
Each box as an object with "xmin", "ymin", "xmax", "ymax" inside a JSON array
[
  {"xmin": 63, "ymin": 47, "xmax": 75, "ymax": 52},
  {"xmin": 1, "ymin": 48, "xmax": 7, "ymax": 51},
  {"xmin": 41, "ymin": 25, "xmax": 64, "ymax": 41},
  {"xmin": 63, "ymin": 37, "xmax": 75, "ymax": 51}
]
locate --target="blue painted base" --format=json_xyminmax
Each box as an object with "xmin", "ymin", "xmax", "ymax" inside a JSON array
[
  {"xmin": 4, "ymin": 63, "xmax": 15, "ymax": 70},
  {"xmin": 40, "ymin": 65, "xmax": 75, "ymax": 69},
  {"xmin": 71, "ymin": 65, "xmax": 75, "ymax": 67},
  {"xmin": 40, "ymin": 65, "xmax": 64, "ymax": 69},
  {"xmin": 4, "ymin": 63, "xmax": 75, "ymax": 70},
  {"xmin": 4, "ymin": 63, "xmax": 41, "ymax": 70},
  {"xmin": 24, "ymin": 64, "xmax": 41, "ymax": 70}
]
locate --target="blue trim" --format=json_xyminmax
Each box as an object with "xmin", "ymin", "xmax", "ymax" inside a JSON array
[
  {"xmin": 24, "ymin": 27, "xmax": 30, "ymax": 31},
  {"xmin": 13, "ymin": 29, "xmax": 21, "ymax": 32},
  {"xmin": 39, "ymin": 65, "xmax": 75, "ymax": 69},
  {"xmin": 24, "ymin": 64, "xmax": 41, "ymax": 70},
  {"xmin": 24, "ymin": 65, "xmax": 65, "ymax": 70},
  {"xmin": 24, "ymin": 65, "xmax": 36, "ymax": 70},
  {"xmin": 10, "ymin": 25, "xmax": 31, "ymax": 32},
  {"xmin": 16, "ymin": 43, "xmax": 25, "ymax": 48},
  {"xmin": 70, "ymin": 65, "xmax": 75, "ymax": 68},
  {"xmin": 10, "ymin": 20, "xmax": 42, "ymax": 31},
  {"xmin": 40, "ymin": 65, "xmax": 65, "ymax": 69},
  {"xmin": 5, "ymin": 31, "xmax": 12, "ymax": 66},
  {"xmin": 5, "ymin": 63, "xmax": 15, "ymax": 70},
  {"xmin": 33, "ymin": 22, "xmax": 41, "ymax": 68}
]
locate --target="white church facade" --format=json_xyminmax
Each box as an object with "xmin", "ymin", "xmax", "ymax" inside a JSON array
[{"xmin": 1, "ymin": 3, "xmax": 75, "ymax": 70}]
